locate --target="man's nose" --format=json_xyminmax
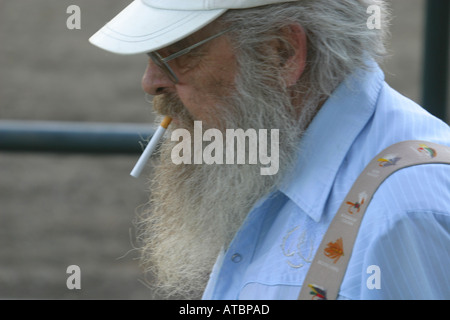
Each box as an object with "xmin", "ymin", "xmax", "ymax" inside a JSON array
[{"xmin": 141, "ymin": 59, "xmax": 175, "ymax": 95}]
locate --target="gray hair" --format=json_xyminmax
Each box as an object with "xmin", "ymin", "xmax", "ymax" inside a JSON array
[{"xmin": 221, "ymin": 0, "xmax": 391, "ymax": 100}]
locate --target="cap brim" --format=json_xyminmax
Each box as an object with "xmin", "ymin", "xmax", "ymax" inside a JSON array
[{"xmin": 89, "ymin": 0, "xmax": 227, "ymax": 55}]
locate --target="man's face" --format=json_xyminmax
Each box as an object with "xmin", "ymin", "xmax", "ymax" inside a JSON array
[
  {"xmin": 141, "ymin": 24, "xmax": 238, "ymax": 129},
  {"xmin": 135, "ymin": 22, "xmax": 309, "ymax": 299}
]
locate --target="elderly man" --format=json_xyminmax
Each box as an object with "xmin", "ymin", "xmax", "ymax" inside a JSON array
[{"xmin": 90, "ymin": 0, "xmax": 450, "ymax": 300}]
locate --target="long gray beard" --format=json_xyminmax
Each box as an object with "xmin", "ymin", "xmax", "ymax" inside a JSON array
[{"xmin": 134, "ymin": 70, "xmax": 318, "ymax": 299}]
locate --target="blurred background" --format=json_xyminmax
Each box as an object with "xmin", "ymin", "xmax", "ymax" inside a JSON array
[{"xmin": 0, "ymin": 0, "xmax": 448, "ymax": 299}]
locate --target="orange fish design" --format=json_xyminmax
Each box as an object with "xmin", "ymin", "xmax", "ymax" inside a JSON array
[{"xmin": 324, "ymin": 237, "xmax": 344, "ymax": 264}]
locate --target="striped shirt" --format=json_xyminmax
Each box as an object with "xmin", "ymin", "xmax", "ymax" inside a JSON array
[{"xmin": 202, "ymin": 60, "xmax": 450, "ymax": 300}]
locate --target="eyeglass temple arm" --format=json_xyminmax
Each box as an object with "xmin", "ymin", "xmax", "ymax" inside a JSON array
[{"xmin": 161, "ymin": 27, "xmax": 234, "ymax": 63}]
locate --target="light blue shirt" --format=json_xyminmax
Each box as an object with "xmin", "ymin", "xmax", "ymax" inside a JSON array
[{"xmin": 202, "ymin": 61, "xmax": 450, "ymax": 300}]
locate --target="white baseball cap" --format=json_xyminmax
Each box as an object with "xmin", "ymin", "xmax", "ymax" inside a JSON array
[{"xmin": 89, "ymin": 0, "xmax": 299, "ymax": 55}]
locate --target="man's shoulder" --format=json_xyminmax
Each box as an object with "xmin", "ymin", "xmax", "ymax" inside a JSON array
[
  {"xmin": 371, "ymin": 163, "xmax": 450, "ymax": 218},
  {"xmin": 377, "ymin": 81, "xmax": 450, "ymax": 136},
  {"xmin": 341, "ymin": 163, "xmax": 450, "ymax": 300},
  {"xmin": 348, "ymin": 80, "xmax": 450, "ymax": 210}
]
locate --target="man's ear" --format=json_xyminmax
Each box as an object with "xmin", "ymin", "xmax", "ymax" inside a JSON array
[{"xmin": 278, "ymin": 24, "xmax": 307, "ymax": 87}]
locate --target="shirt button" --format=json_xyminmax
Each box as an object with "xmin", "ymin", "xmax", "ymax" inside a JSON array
[{"xmin": 231, "ymin": 253, "xmax": 242, "ymax": 263}]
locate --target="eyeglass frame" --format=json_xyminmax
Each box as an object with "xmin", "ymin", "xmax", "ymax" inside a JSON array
[{"xmin": 147, "ymin": 27, "xmax": 234, "ymax": 84}]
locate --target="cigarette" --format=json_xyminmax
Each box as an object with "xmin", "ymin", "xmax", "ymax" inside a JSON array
[{"xmin": 130, "ymin": 116, "xmax": 172, "ymax": 178}]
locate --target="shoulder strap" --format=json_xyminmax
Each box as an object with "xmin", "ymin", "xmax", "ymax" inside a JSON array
[{"xmin": 298, "ymin": 140, "xmax": 450, "ymax": 300}]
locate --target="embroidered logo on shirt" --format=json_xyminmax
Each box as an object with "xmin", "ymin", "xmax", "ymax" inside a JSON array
[
  {"xmin": 418, "ymin": 144, "xmax": 437, "ymax": 158},
  {"xmin": 307, "ymin": 284, "xmax": 327, "ymax": 300},
  {"xmin": 281, "ymin": 226, "xmax": 314, "ymax": 268},
  {"xmin": 324, "ymin": 237, "xmax": 344, "ymax": 264},
  {"xmin": 377, "ymin": 154, "xmax": 401, "ymax": 167}
]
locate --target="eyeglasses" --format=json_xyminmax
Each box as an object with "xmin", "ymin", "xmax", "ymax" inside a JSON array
[{"xmin": 147, "ymin": 27, "xmax": 233, "ymax": 84}]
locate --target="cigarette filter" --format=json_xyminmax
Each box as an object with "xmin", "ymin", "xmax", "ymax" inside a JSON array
[{"xmin": 130, "ymin": 116, "xmax": 172, "ymax": 178}]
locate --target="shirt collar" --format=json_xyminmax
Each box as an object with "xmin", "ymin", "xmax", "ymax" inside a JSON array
[{"xmin": 279, "ymin": 61, "xmax": 384, "ymax": 222}]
